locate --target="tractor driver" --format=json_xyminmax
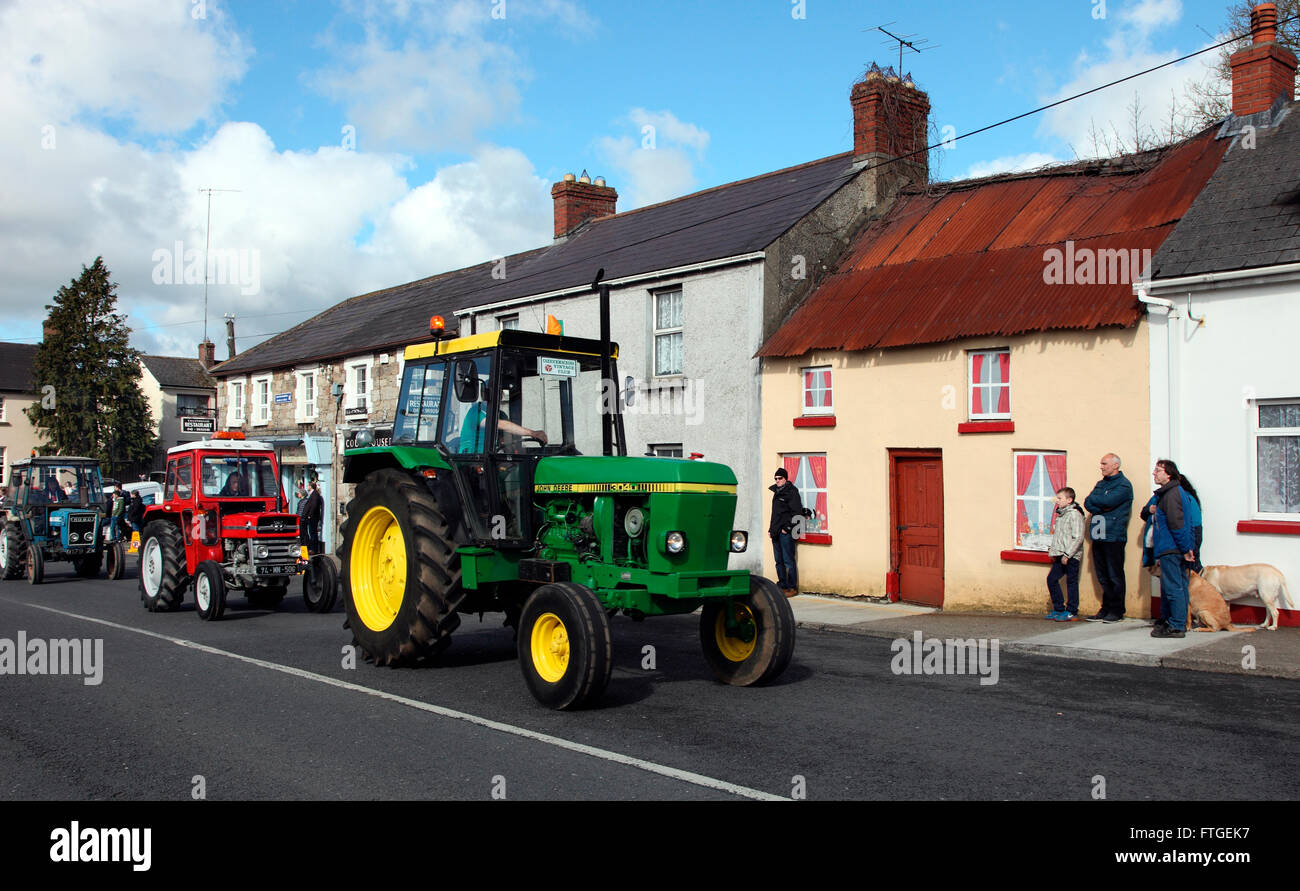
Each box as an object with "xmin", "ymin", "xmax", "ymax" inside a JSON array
[
  {"xmin": 43, "ymin": 472, "xmax": 64, "ymax": 504},
  {"xmin": 458, "ymin": 379, "xmax": 546, "ymax": 453},
  {"xmin": 220, "ymin": 470, "xmax": 250, "ymax": 496}
]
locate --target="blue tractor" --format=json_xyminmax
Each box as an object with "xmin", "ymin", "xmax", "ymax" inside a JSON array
[{"xmin": 0, "ymin": 456, "xmax": 126, "ymax": 584}]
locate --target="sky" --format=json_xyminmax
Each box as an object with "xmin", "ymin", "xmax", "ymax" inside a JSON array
[{"xmin": 0, "ymin": 0, "xmax": 1251, "ymax": 358}]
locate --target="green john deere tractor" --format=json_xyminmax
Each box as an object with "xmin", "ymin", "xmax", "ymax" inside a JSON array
[{"xmin": 339, "ymin": 274, "xmax": 794, "ymax": 709}]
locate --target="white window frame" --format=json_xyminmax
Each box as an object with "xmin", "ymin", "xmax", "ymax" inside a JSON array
[
  {"xmin": 779, "ymin": 453, "xmax": 829, "ymax": 535},
  {"xmin": 225, "ymin": 377, "xmax": 247, "ymax": 428},
  {"xmin": 251, "ymin": 374, "xmax": 272, "ymax": 427},
  {"xmin": 295, "ymin": 368, "xmax": 318, "ymax": 424},
  {"xmin": 498, "ymin": 314, "xmax": 520, "ymax": 331},
  {"xmin": 1014, "ymin": 450, "xmax": 1066, "ymax": 551},
  {"xmin": 652, "ymin": 287, "xmax": 684, "ymax": 378},
  {"xmin": 1, "ymin": 445, "xmax": 7, "ymax": 485},
  {"xmin": 801, "ymin": 366, "xmax": 833, "ymax": 416},
  {"xmin": 1250, "ymin": 398, "xmax": 1300, "ymax": 520},
  {"xmin": 649, "ymin": 443, "xmax": 684, "ymax": 458},
  {"xmin": 345, "ymin": 357, "xmax": 374, "ymax": 418},
  {"xmin": 0, "ymin": 395, "xmax": 6, "ymax": 422},
  {"xmin": 968, "ymin": 348, "xmax": 1011, "ymax": 421}
]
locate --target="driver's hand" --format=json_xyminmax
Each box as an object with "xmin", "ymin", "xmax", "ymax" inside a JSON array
[{"xmin": 532, "ymin": 429, "xmax": 548, "ymax": 445}]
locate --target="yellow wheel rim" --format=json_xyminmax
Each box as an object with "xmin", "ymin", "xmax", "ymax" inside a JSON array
[
  {"xmin": 530, "ymin": 612, "xmax": 570, "ymax": 683},
  {"xmin": 715, "ymin": 604, "xmax": 758, "ymax": 662},
  {"xmin": 351, "ymin": 506, "xmax": 408, "ymax": 632}
]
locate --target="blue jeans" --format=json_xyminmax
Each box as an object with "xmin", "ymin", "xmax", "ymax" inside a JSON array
[
  {"xmin": 1046, "ymin": 557, "xmax": 1080, "ymax": 613},
  {"xmin": 1158, "ymin": 552, "xmax": 1189, "ymax": 631},
  {"xmin": 771, "ymin": 531, "xmax": 798, "ymax": 590}
]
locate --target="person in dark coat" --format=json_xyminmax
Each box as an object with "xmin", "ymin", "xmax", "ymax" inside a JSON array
[
  {"xmin": 127, "ymin": 491, "xmax": 146, "ymax": 532},
  {"xmin": 301, "ymin": 480, "xmax": 324, "ymax": 556},
  {"xmin": 769, "ymin": 467, "xmax": 806, "ymax": 598},
  {"xmin": 1083, "ymin": 453, "xmax": 1134, "ymax": 622},
  {"xmin": 1148, "ymin": 459, "xmax": 1197, "ymax": 638}
]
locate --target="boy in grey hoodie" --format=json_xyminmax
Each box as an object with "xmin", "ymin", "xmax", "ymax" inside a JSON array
[{"xmin": 1046, "ymin": 487, "xmax": 1087, "ymax": 621}]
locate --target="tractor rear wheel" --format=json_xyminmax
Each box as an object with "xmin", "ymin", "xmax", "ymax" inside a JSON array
[
  {"xmin": 139, "ymin": 521, "xmax": 187, "ymax": 611},
  {"xmin": 106, "ymin": 541, "xmax": 126, "ymax": 580},
  {"xmin": 341, "ymin": 469, "xmax": 463, "ymax": 665},
  {"xmin": 518, "ymin": 582, "xmax": 612, "ymax": 710},
  {"xmin": 76, "ymin": 552, "xmax": 102, "ymax": 578},
  {"xmin": 303, "ymin": 555, "xmax": 338, "ymax": 613},
  {"xmin": 194, "ymin": 561, "xmax": 227, "ymax": 621},
  {"xmin": 0, "ymin": 525, "xmax": 23, "ymax": 580},
  {"xmin": 699, "ymin": 575, "xmax": 796, "ymax": 687},
  {"xmin": 27, "ymin": 545, "xmax": 44, "ymax": 585}
]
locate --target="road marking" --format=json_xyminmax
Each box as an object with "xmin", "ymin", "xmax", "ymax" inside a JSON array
[{"xmin": 22, "ymin": 602, "xmax": 785, "ymax": 801}]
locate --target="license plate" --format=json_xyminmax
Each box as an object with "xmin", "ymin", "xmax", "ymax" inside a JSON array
[{"xmin": 256, "ymin": 565, "xmax": 293, "ymax": 575}]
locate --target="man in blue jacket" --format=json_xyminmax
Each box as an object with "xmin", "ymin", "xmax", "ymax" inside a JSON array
[
  {"xmin": 1083, "ymin": 453, "xmax": 1134, "ymax": 623},
  {"xmin": 1150, "ymin": 460, "xmax": 1197, "ymax": 638}
]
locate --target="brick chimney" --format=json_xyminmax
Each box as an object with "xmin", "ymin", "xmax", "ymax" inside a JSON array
[
  {"xmin": 1230, "ymin": 3, "xmax": 1297, "ymax": 116},
  {"xmin": 551, "ymin": 171, "xmax": 617, "ymax": 241},
  {"xmin": 851, "ymin": 64, "xmax": 931, "ymax": 182},
  {"xmin": 198, "ymin": 338, "xmax": 215, "ymax": 369}
]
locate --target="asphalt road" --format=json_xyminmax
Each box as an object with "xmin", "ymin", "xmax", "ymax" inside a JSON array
[{"xmin": 2, "ymin": 564, "xmax": 1298, "ymax": 801}]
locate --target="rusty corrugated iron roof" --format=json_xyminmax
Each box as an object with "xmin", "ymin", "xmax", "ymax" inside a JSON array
[{"xmin": 757, "ymin": 129, "xmax": 1227, "ymax": 358}]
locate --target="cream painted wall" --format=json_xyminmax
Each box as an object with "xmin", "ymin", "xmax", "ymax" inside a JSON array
[
  {"xmin": 761, "ymin": 325, "xmax": 1154, "ymax": 615},
  {"xmin": 0, "ymin": 393, "xmax": 41, "ymax": 486}
]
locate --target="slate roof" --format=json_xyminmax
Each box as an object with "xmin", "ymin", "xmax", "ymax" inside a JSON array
[
  {"xmin": 140, "ymin": 355, "xmax": 217, "ymax": 390},
  {"xmin": 1151, "ymin": 102, "xmax": 1300, "ymax": 278},
  {"xmin": 0, "ymin": 342, "xmax": 38, "ymax": 392},
  {"xmin": 758, "ymin": 129, "xmax": 1227, "ymax": 358},
  {"xmin": 212, "ymin": 152, "xmax": 862, "ymax": 377}
]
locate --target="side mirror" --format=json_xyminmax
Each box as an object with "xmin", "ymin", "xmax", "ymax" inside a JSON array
[{"xmin": 453, "ymin": 359, "xmax": 479, "ymax": 403}]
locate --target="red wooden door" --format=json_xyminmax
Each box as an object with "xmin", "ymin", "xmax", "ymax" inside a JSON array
[{"xmin": 892, "ymin": 453, "xmax": 944, "ymax": 607}]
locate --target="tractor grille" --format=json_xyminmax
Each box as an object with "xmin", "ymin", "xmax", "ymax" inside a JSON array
[
  {"xmin": 250, "ymin": 538, "xmax": 301, "ymax": 577},
  {"xmin": 257, "ymin": 516, "xmax": 298, "ymax": 535},
  {"xmin": 68, "ymin": 513, "xmax": 97, "ymax": 546}
]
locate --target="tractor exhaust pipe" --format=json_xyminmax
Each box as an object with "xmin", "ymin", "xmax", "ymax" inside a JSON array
[{"xmin": 593, "ymin": 267, "xmax": 613, "ymax": 457}]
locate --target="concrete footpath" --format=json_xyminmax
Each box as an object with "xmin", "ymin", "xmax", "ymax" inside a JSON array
[{"xmin": 787, "ymin": 595, "xmax": 1300, "ymax": 680}]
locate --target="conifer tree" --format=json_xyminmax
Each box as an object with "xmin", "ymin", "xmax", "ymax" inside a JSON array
[{"xmin": 25, "ymin": 257, "xmax": 157, "ymax": 477}]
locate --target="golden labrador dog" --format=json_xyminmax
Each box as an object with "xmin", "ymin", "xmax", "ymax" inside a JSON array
[
  {"xmin": 1188, "ymin": 570, "xmax": 1257, "ymax": 633},
  {"xmin": 1200, "ymin": 564, "xmax": 1290, "ymax": 631}
]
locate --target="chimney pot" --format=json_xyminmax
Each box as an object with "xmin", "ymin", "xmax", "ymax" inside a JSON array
[
  {"xmin": 550, "ymin": 174, "xmax": 617, "ymax": 241},
  {"xmin": 1229, "ymin": 3, "xmax": 1296, "ymax": 116},
  {"xmin": 1252, "ymin": 2, "xmax": 1278, "ymax": 43}
]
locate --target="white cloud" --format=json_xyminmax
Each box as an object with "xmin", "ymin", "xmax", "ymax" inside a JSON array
[
  {"xmin": 1036, "ymin": 0, "xmax": 1219, "ymax": 158},
  {"xmin": 965, "ymin": 152, "xmax": 1063, "ymax": 179},
  {"xmin": 597, "ymin": 108, "xmax": 711, "ymax": 209}
]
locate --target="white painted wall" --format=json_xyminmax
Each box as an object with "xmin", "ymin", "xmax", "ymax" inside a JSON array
[
  {"xmin": 466, "ymin": 259, "xmax": 767, "ymax": 571},
  {"xmin": 1146, "ymin": 275, "xmax": 1300, "ymax": 609}
]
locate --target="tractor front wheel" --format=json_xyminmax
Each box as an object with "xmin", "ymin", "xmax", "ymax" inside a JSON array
[
  {"xmin": 0, "ymin": 525, "xmax": 23, "ymax": 580},
  {"xmin": 27, "ymin": 546, "xmax": 44, "ymax": 585},
  {"xmin": 518, "ymin": 582, "xmax": 612, "ymax": 710},
  {"xmin": 106, "ymin": 541, "xmax": 126, "ymax": 580},
  {"xmin": 194, "ymin": 561, "xmax": 227, "ymax": 621},
  {"xmin": 341, "ymin": 469, "xmax": 463, "ymax": 665},
  {"xmin": 303, "ymin": 556, "xmax": 338, "ymax": 613},
  {"xmin": 699, "ymin": 575, "xmax": 796, "ymax": 687},
  {"xmin": 139, "ymin": 521, "xmax": 187, "ymax": 611}
]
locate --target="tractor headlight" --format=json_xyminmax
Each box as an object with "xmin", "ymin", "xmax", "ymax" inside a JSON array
[
  {"xmin": 624, "ymin": 507, "xmax": 646, "ymax": 537},
  {"xmin": 665, "ymin": 531, "xmax": 687, "ymax": 554},
  {"xmin": 730, "ymin": 531, "xmax": 748, "ymax": 553},
  {"xmin": 69, "ymin": 533, "xmax": 79, "ymax": 543},
  {"xmin": 354, "ymin": 428, "xmax": 374, "ymax": 448},
  {"xmin": 256, "ymin": 546, "xmax": 270, "ymax": 560}
]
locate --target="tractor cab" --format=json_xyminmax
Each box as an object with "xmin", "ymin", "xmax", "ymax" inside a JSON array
[{"xmin": 382, "ymin": 328, "xmax": 627, "ymax": 548}]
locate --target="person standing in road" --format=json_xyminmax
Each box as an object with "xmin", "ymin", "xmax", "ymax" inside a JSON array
[
  {"xmin": 302, "ymin": 479, "xmax": 324, "ymax": 556},
  {"xmin": 1046, "ymin": 487, "xmax": 1086, "ymax": 621},
  {"xmin": 1149, "ymin": 459, "xmax": 1197, "ymax": 638},
  {"xmin": 1083, "ymin": 453, "xmax": 1134, "ymax": 623},
  {"xmin": 769, "ymin": 467, "xmax": 805, "ymax": 598},
  {"xmin": 127, "ymin": 491, "xmax": 146, "ymax": 533}
]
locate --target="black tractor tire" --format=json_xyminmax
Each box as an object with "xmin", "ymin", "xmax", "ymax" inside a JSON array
[
  {"xmin": 303, "ymin": 555, "xmax": 338, "ymax": 613},
  {"xmin": 27, "ymin": 545, "xmax": 44, "ymax": 585},
  {"xmin": 247, "ymin": 585, "xmax": 287, "ymax": 609},
  {"xmin": 76, "ymin": 552, "xmax": 103, "ymax": 578},
  {"xmin": 106, "ymin": 541, "xmax": 126, "ymax": 581},
  {"xmin": 0, "ymin": 524, "xmax": 23, "ymax": 580},
  {"xmin": 340, "ymin": 469, "xmax": 463, "ymax": 665},
  {"xmin": 194, "ymin": 561, "xmax": 227, "ymax": 621},
  {"xmin": 138, "ymin": 520, "xmax": 188, "ymax": 612},
  {"xmin": 699, "ymin": 574, "xmax": 796, "ymax": 687},
  {"xmin": 518, "ymin": 582, "xmax": 613, "ymax": 710}
]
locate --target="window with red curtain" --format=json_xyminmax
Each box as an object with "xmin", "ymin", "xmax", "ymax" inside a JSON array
[
  {"xmin": 969, "ymin": 349, "xmax": 1011, "ymax": 420},
  {"xmin": 779, "ymin": 453, "xmax": 829, "ymax": 534},
  {"xmin": 801, "ymin": 366, "xmax": 833, "ymax": 416},
  {"xmin": 1015, "ymin": 451, "xmax": 1065, "ymax": 549}
]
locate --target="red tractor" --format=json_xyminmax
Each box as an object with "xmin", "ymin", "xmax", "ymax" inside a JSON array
[{"xmin": 137, "ymin": 433, "xmax": 338, "ymax": 620}]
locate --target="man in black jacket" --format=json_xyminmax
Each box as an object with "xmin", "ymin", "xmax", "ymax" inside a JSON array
[
  {"xmin": 301, "ymin": 480, "xmax": 324, "ymax": 556},
  {"xmin": 769, "ymin": 467, "xmax": 804, "ymax": 598}
]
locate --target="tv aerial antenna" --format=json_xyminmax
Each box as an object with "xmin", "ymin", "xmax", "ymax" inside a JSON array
[
  {"xmin": 197, "ymin": 187, "xmax": 242, "ymax": 343},
  {"xmin": 872, "ymin": 23, "xmax": 940, "ymax": 76}
]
